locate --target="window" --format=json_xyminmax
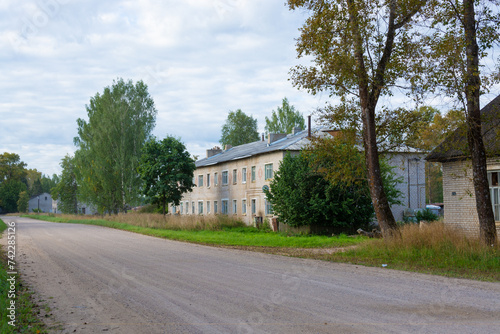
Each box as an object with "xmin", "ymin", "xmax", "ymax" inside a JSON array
[
  {"xmin": 186, "ymin": 201, "xmax": 189, "ymax": 214},
  {"xmin": 488, "ymin": 171, "xmax": 500, "ymax": 221},
  {"xmin": 232, "ymin": 200, "xmax": 237, "ymax": 214},
  {"xmin": 172, "ymin": 205, "xmax": 176, "ymax": 214},
  {"xmin": 242, "ymin": 199, "xmax": 247, "ymax": 214},
  {"xmin": 251, "ymin": 199, "xmax": 256, "ymax": 215},
  {"xmin": 207, "ymin": 201, "xmax": 211, "ymax": 214},
  {"xmin": 233, "ymin": 169, "xmax": 237, "ymax": 184},
  {"xmin": 265, "ymin": 163, "xmax": 273, "ymax": 180},
  {"xmin": 198, "ymin": 175, "xmax": 204, "ymax": 187},
  {"xmin": 222, "ymin": 171, "xmax": 229, "ymax": 185},
  {"xmin": 242, "ymin": 167, "xmax": 247, "ymax": 183},
  {"xmin": 251, "ymin": 166, "xmax": 256, "ymax": 182},
  {"xmin": 207, "ymin": 174, "xmax": 211, "ymax": 187},
  {"xmin": 265, "ymin": 199, "xmax": 273, "ymax": 215},
  {"xmin": 198, "ymin": 201, "xmax": 203, "ymax": 214},
  {"xmin": 192, "ymin": 202, "xmax": 195, "ymax": 214},
  {"xmin": 180, "ymin": 202, "xmax": 184, "ymax": 214},
  {"xmin": 214, "ymin": 172, "xmax": 218, "ymax": 186},
  {"xmin": 221, "ymin": 199, "xmax": 229, "ymax": 214},
  {"xmin": 214, "ymin": 201, "xmax": 218, "ymax": 214}
]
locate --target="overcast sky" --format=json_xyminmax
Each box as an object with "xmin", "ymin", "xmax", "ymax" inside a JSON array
[{"xmin": 1, "ymin": 0, "xmax": 498, "ymax": 177}]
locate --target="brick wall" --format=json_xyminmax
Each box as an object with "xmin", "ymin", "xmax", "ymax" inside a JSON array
[{"xmin": 442, "ymin": 158, "xmax": 500, "ymax": 237}]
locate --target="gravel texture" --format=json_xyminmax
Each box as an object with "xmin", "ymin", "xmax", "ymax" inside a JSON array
[{"xmin": 2, "ymin": 216, "xmax": 500, "ymax": 334}]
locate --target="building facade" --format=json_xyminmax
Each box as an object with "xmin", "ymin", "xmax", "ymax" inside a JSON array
[
  {"xmin": 174, "ymin": 128, "xmax": 427, "ymax": 226},
  {"xmin": 28, "ymin": 192, "xmax": 55, "ymax": 213}
]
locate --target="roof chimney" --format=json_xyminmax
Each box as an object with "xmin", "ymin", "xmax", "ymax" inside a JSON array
[
  {"xmin": 206, "ymin": 146, "xmax": 222, "ymax": 158},
  {"xmin": 268, "ymin": 133, "xmax": 287, "ymax": 145}
]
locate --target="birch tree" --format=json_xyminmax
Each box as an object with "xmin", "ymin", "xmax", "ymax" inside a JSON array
[{"xmin": 74, "ymin": 78, "xmax": 157, "ymax": 214}]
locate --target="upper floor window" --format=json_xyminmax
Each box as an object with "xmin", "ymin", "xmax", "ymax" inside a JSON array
[
  {"xmin": 242, "ymin": 167, "xmax": 247, "ymax": 183},
  {"xmin": 198, "ymin": 175, "xmax": 204, "ymax": 187},
  {"xmin": 251, "ymin": 166, "xmax": 256, "ymax": 182},
  {"xmin": 222, "ymin": 171, "xmax": 229, "ymax": 185},
  {"xmin": 233, "ymin": 169, "xmax": 237, "ymax": 184},
  {"xmin": 265, "ymin": 163, "xmax": 273, "ymax": 180},
  {"xmin": 206, "ymin": 174, "xmax": 211, "ymax": 187},
  {"xmin": 214, "ymin": 172, "xmax": 218, "ymax": 186}
]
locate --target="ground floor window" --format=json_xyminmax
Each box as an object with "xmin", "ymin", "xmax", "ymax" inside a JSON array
[
  {"xmin": 242, "ymin": 199, "xmax": 247, "ymax": 214},
  {"xmin": 214, "ymin": 201, "xmax": 218, "ymax": 214},
  {"xmin": 198, "ymin": 201, "xmax": 203, "ymax": 214},
  {"xmin": 232, "ymin": 199, "xmax": 237, "ymax": 214},
  {"xmin": 207, "ymin": 201, "xmax": 211, "ymax": 214},
  {"xmin": 488, "ymin": 171, "xmax": 500, "ymax": 221},
  {"xmin": 221, "ymin": 199, "xmax": 229, "ymax": 214},
  {"xmin": 265, "ymin": 199, "xmax": 273, "ymax": 215},
  {"xmin": 180, "ymin": 202, "xmax": 183, "ymax": 214}
]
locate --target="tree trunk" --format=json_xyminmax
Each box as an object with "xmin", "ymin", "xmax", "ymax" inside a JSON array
[
  {"xmin": 463, "ymin": 0, "xmax": 498, "ymax": 246},
  {"xmin": 348, "ymin": 0, "xmax": 399, "ymax": 238}
]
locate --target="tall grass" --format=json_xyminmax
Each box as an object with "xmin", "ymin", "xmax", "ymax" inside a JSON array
[
  {"xmin": 41, "ymin": 212, "xmax": 246, "ymax": 231},
  {"xmin": 333, "ymin": 222, "xmax": 500, "ymax": 281}
]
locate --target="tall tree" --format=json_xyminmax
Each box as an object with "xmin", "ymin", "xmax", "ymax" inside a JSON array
[
  {"xmin": 74, "ymin": 78, "xmax": 157, "ymax": 214},
  {"xmin": 17, "ymin": 191, "xmax": 30, "ymax": 213},
  {"xmin": 220, "ymin": 109, "xmax": 259, "ymax": 148},
  {"xmin": 424, "ymin": 0, "xmax": 499, "ymax": 245},
  {"xmin": 265, "ymin": 97, "xmax": 306, "ymax": 134},
  {"xmin": 288, "ymin": 0, "xmax": 427, "ymax": 237},
  {"xmin": 51, "ymin": 155, "xmax": 79, "ymax": 214},
  {"xmin": 0, "ymin": 152, "xmax": 27, "ymax": 213},
  {"xmin": 138, "ymin": 136, "xmax": 196, "ymax": 215}
]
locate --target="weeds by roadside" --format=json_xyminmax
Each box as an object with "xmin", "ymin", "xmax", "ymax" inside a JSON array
[
  {"xmin": 0, "ymin": 218, "xmax": 49, "ymax": 333},
  {"xmin": 328, "ymin": 222, "xmax": 500, "ymax": 281}
]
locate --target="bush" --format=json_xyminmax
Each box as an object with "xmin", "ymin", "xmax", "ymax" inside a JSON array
[{"xmin": 415, "ymin": 208, "xmax": 439, "ymax": 223}]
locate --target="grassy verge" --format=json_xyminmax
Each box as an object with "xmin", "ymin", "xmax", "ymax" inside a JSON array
[
  {"xmin": 0, "ymin": 218, "xmax": 49, "ymax": 333},
  {"xmin": 324, "ymin": 223, "xmax": 500, "ymax": 281},
  {"xmin": 23, "ymin": 214, "xmax": 364, "ymax": 248},
  {"xmin": 23, "ymin": 214, "xmax": 500, "ymax": 281}
]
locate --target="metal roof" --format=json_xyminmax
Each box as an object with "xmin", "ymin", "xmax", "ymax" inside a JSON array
[{"xmin": 195, "ymin": 129, "xmax": 311, "ymax": 167}]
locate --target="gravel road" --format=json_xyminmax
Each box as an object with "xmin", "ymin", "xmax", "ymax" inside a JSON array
[{"xmin": 2, "ymin": 216, "xmax": 499, "ymax": 334}]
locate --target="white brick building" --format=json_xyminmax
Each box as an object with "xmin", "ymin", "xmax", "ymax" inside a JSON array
[{"xmin": 427, "ymin": 95, "xmax": 500, "ymax": 236}]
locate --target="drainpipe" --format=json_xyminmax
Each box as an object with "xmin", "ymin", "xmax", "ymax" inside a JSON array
[{"xmin": 308, "ymin": 115, "xmax": 311, "ymax": 138}]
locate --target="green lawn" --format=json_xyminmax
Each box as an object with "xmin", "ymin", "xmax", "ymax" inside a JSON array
[{"xmin": 24, "ymin": 214, "xmax": 364, "ymax": 248}]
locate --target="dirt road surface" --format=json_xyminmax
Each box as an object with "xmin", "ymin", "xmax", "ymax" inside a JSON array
[{"xmin": 2, "ymin": 216, "xmax": 499, "ymax": 333}]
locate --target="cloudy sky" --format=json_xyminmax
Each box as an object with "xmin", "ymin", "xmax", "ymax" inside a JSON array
[
  {"xmin": 1, "ymin": 0, "xmax": 332, "ymax": 176},
  {"xmin": 1, "ymin": 1, "xmax": 498, "ymax": 177}
]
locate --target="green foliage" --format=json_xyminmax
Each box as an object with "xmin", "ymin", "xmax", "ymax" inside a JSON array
[
  {"xmin": 74, "ymin": 78, "xmax": 157, "ymax": 214},
  {"xmin": 415, "ymin": 208, "xmax": 439, "ymax": 223},
  {"xmin": 138, "ymin": 136, "xmax": 196, "ymax": 215},
  {"xmin": 265, "ymin": 97, "xmax": 305, "ymax": 135},
  {"xmin": 265, "ymin": 152, "xmax": 372, "ymax": 233},
  {"xmin": 51, "ymin": 155, "xmax": 78, "ymax": 214},
  {"xmin": 219, "ymin": 109, "xmax": 259, "ymax": 147},
  {"xmin": 0, "ymin": 180, "xmax": 27, "ymax": 213},
  {"xmin": 17, "ymin": 191, "xmax": 29, "ymax": 213}
]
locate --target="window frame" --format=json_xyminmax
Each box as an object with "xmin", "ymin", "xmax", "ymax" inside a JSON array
[
  {"xmin": 242, "ymin": 167, "xmax": 247, "ymax": 184},
  {"xmin": 251, "ymin": 166, "xmax": 256, "ymax": 182},
  {"xmin": 242, "ymin": 199, "xmax": 247, "ymax": 214},
  {"xmin": 264, "ymin": 163, "xmax": 273, "ymax": 180},
  {"xmin": 198, "ymin": 174, "xmax": 204, "ymax": 187},
  {"xmin": 222, "ymin": 170, "xmax": 229, "ymax": 185},
  {"xmin": 488, "ymin": 170, "xmax": 500, "ymax": 222}
]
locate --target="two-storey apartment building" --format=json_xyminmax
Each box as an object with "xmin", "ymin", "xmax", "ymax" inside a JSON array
[{"xmin": 173, "ymin": 128, "xmax": 427, "ymax": 226}]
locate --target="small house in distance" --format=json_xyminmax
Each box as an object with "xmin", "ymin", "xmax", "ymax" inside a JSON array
[
  {"xmin": 173, "ymin": 127, "xmax": 426, "ymax": 226},
  {"xmin": 28, "ymin": 192, "xmax": 55, "ymax": 213},
  {"xmin": 427, "ymin": 94, "xmax": 500, "ymax": 236}
]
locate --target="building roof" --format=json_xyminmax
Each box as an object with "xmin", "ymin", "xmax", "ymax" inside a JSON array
[
  {"xmin": 196, "ymin": 129, "xmax": 312, "ymax": 168},
  {"xmin": 426, "ymin": 94, "xmax": 500, "ymax": 162}
]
